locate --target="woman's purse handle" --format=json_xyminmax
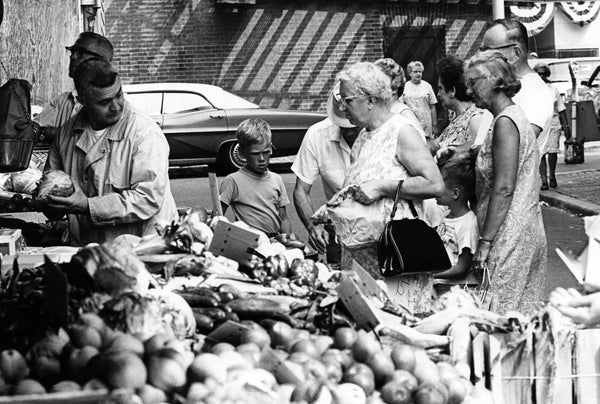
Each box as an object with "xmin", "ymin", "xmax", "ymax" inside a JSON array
[{"xmin": 389, "ymin": 179, "xmax": 418, "ymax": 220}]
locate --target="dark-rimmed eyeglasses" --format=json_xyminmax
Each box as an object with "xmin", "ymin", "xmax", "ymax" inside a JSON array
[{"xmin": 478, "ymin": 43, "xmax": 517, "ymax": 52}]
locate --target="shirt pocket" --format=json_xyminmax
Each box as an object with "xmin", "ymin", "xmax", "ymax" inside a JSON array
[{"xmin": 106, "ymin": 169, "xmax": 131, "ymax": 194}]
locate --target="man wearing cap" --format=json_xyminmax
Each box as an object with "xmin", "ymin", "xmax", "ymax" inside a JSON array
[
  {"xmin": 41, "ymin": 58, "xmax": 177, "ymax": 246},
  {"xmin": 35, "ymin": 32, "xmax": 114, "ymax": 144},
  {"xmin": 292, "ymin": 83, "xmax": 362, "ymax": 262}
]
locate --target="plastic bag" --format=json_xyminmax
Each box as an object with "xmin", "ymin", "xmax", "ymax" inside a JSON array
[{"xmin": 326, "ymin": 185, "xmax": 391, "ymax": 248}]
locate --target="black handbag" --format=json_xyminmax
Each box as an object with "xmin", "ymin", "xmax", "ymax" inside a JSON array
[{"xmin": 378, "ymin": 181, "xmax": 451, "ymax": 277}]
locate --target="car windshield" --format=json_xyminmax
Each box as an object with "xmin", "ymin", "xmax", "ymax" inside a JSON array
[
  {"xmin": 208, "ymin": 88, "xmax": 260, "ymax": 110},
  {"xmin": 548, "ymin": 60, "xmax": 600, "ymax": 85}
]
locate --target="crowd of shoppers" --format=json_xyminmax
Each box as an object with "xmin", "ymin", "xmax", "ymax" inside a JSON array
[{"xmin": 36, "ymin": 18, "xmax": 558, "ymax": 315}]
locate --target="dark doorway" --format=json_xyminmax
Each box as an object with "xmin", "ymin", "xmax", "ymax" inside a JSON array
[{"xmin": 383, "ymin": 26, "xmax": 446, "ymax": 133}]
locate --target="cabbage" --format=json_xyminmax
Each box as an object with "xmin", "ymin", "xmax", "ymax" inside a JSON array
[{"xmin": 35, "ymin": 169, "xmax": 75, "ymax": 200}]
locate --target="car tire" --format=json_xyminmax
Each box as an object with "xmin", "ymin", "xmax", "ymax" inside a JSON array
[{"xmin": 217, "ymin": 141, "xmax": 246, "ymax": 175}]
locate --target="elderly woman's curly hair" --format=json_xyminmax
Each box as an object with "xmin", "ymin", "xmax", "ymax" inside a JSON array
[
  {"xmin": 336, "ymin": 62, "xmax": 392, "ymax": 104},
  {"xmin": 467, "ymin": 51, "xmax": 521, "ymax": 98},
  {"xmin": 374, "ymin": 58, "xmax": 406, "ymax": 97},
  {"xmin": 437, "ymin": 56, "xmax": 471, "ymax": 102}
]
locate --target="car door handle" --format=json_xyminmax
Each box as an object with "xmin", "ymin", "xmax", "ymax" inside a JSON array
[{"xmin": 210, "ymin": 114, "xmax": 224, "ymax": 119}]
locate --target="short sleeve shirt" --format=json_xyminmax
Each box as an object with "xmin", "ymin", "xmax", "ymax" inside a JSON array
[
  {"xmin": 291, "ymin": 118, "xmax": 352, "ymax": 201},
  {"xmin": 550, "ymin": 84, "xmax": 566, "ymax": 129},
  {"xmin": 402, "ymin": 81, "xmax": 438, "ymax": 136},
  {"xmin": 436, "ymin": 210, "xmax": 479, "ymax": 267},
  {"xmin": 219, "ymin": 167, "xmax": 290, "ymax": 234},
  {"xmin": 512, "ymin": 73, "xmax": 553, "ymax": 156}
]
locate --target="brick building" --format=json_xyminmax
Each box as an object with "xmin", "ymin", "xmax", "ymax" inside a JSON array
[{"xmin": 105, "ymin": 1, "xmax": 493, "ymax": 114}]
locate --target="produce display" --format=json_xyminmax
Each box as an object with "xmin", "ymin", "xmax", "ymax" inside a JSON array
[{"xmin": 0, "ymin": 206, "xmax": 505, "ymax": 403}]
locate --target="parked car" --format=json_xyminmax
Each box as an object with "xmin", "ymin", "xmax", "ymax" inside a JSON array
[
  {"xmin": 122, "ymin": 83, "xmax": 325, "ymax": 173},
  {"xmin": 544, "ymin": 57, "xmax": 600, "ymax": 98}
]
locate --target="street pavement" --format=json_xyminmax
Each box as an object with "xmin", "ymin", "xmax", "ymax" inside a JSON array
[
  {"xmin": 170, "ymin": 143, "xmax": 600, "ymax": 301},
  {"xmin": 540, "ymin": 146, "xmax": 600, "ymax": 216}
]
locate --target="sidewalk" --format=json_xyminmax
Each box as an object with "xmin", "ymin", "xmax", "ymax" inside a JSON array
[{"xmin": 540, "ymin": 141, "xmax": 600, "ymax": 216}]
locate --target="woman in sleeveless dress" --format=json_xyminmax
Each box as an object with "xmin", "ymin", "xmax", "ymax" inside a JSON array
[
  {"xmin": 333, "ymin": 62, "xmax": 444, "ymax": 313},
  {"xmin": 436, "ymin": 56, "xmax": 492, "ymax": 149},
  {"xmin": 466, "ymin": 51, "xmax": 547, "ymax": 315}
]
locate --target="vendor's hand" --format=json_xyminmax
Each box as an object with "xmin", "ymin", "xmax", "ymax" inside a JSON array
[
  {"xmin": 352, "ymin": 182, "xmax": 382, "ymax": 205},
  {"xmin": 308, "ymin": 226, "xmax": 328, "ymax": 254},
  {"xmin": 473, "ymin": 239, "xmax": 492, "ymax": 275},
  {"xmin": 551, "ymin": 288, "xmax": 600, "ymax": 326},
  {"xmin": 44, "ymin": 183, "xmax": 90, "ymax": 215}
]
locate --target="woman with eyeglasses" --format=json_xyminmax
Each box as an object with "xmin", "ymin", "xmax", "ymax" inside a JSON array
[
  {"xmin": 330, "ymin": 62, "xmax": 444, "ymax": 312},
  {"xmin": 402, "ymin": 61, "xmax": 438, "ymax": 137},
  {"xmin": 466, "ymin": 51, "xmax": 547, "ymax": 315},
  {"xmin": 436, "ymin": 56, "xmax": 492, "ymax": 149}
]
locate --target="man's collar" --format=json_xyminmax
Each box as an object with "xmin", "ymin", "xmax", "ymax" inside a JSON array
[{"xmin": 71, "ymin": 101, "xmax": 130, "ymax": 141}]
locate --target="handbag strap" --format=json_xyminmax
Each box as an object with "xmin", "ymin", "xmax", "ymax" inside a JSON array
[{"xmin": 390, "ymin": 179, "xmax": 418, "ymax": 220}]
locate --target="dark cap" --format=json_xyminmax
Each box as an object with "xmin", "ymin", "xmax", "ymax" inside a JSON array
[{"xmin": 66, "ymin": 32, "xmax": 114, "ymax": 62}]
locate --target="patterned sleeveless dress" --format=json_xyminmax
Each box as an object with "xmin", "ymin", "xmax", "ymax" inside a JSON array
[
  {"xmin": 340, "ymin": 114, "xmax": 437, "ymax": 313},
  {"xmin": 476, "ymin": 104, "xmax": 547, "ymax": 315},
  {"xmin": 438, "ymin": 104, "xmax": 485, "ymax": 148}
]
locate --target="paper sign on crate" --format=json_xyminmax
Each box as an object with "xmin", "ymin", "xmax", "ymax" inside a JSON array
[
  {"xmin": 208, "ymin": 220, "xmax": 260, "ymax": 263},
  {"xmin": 556, "ymin": 214, "xmax": 600, "ymax": 292}
]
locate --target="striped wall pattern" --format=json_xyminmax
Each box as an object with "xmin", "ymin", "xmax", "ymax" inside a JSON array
[{"xmin": 106, "ymin": 1, "xmax": 491, "ymax": 112}]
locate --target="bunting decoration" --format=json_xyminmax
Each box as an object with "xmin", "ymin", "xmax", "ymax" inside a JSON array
[
  {"xmin": 558, "ymin": 2, "xmax": 600, "ymax": 25},
  {"xmin": 510, "ymin": 3, "xmax": 555, "ymax": 35}
]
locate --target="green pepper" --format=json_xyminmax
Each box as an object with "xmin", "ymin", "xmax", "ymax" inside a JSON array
[
  {"xmin": 288, "ymin": 258, "xmax": 318, "ymax": 286},
  {"xmin": 262, "ymin": 254, "xmax": 289, "ymax": 279}
]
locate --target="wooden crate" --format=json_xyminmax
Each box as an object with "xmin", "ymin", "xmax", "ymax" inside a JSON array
[
  {"xmin": 482, "ymin": 325, "xmax": 600, "ymax": 404},
  {"xmin": 0, "ymin": 389, "xmax": 133, "ymax": 403}
]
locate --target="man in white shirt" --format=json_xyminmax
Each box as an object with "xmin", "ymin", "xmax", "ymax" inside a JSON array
[
  {"xmin": 292, "ymin": 83, "xmax": 361, "ymax": 261},
  {"xmin": 479, "ymin": 19, "xmax": 553, "ymax": 159}
]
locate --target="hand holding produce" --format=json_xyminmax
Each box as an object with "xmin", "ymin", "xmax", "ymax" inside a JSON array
[{"xmin": 34, "ymin": 170, "xmax": 74, "ymax": 201}]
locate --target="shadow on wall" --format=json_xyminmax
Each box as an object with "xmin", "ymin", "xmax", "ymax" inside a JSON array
[
  {"xmin": 105, "ymin": 1, "xmax": 377, "ymax": 111},
  {"xmin": 105, "ymin": 1, "xmax": 488, "ymax": 112}
]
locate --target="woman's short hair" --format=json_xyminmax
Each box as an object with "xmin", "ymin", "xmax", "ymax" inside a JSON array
[
  {"xmin": 236, "ymin": 118, "xmax": 272, "ymax": 150},
  {"xmin": 468, "ymin": 51, "xmax": 521, "ymax": 98},
  {"xmin": 374, "ymin": 58, "xmax": 406, "ymax": 96},
  {"xmin": 337, "ymin": 62, "xmax": 392, "ymax": 104},
  {"xmin": 407, "ymin": 61, "xmax": 424, "ymax": 74},
  {"xmin": 437, "ymin": 56, "xmax": 471, "ymax": 102}
]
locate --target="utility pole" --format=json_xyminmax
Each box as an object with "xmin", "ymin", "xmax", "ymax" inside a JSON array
[{"xmin": 492, "ymin": 0, "xmax": 505, "ymax": 19}]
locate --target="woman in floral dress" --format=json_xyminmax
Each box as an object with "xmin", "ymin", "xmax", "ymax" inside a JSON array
[
  {"xmin": 436, "ymin": 56, "xmax": 492, "ymax": 149},
  {"xmin": 332, "ymin": 62, "xmax": 444, "ymax": 313},
  {"xmin": 466, "ymin": 51, "xmax": 547, "ymax": 315}
]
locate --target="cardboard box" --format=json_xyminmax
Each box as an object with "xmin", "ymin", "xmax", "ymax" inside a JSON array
[{"xmin": 0, "ymin": 228, "xmax": 24, "ymax": 255}]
